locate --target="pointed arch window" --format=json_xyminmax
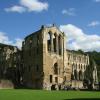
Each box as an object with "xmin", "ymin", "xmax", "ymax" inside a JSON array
[
  {"xmin": 47, "ymin": 32, "xmax": 51, "ymax": 51},
  {"xmin": 54, "ymin": 63, "xmax": 58, "ymax": 74}
]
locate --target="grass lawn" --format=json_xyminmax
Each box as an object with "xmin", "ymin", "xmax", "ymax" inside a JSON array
[{"xmin": 0, "ymin": 89, "xmax": 100, "ymax": 100}]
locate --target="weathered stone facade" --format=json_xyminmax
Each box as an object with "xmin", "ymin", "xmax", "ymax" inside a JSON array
[
  {"xmin": 0, "ymin": 43, "xmax": 21, "ymax": 88},
  {"xmin": 22, "ymin": 25, "xmax": 98, "ymax": 90},
  {"xmin": 0, "ymin": 25, "xmax": 98, "ymax": 90},
  {"xmin": 22, "ymin": 25, "xmax": 67, "ymax": 89},
  {"xmin": 67, "ymin": 50, "xmax": 89, "ymax": 89}
]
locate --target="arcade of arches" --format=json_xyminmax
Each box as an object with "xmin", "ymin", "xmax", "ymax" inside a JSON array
[{"xmin": 47, "ymin": 32, "xmax": 63, "ymax": 55}]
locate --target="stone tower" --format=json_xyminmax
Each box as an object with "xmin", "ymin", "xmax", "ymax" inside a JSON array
[{"xmin": 22, "ymin": 25, "xmax": 70, "ymax": 90}]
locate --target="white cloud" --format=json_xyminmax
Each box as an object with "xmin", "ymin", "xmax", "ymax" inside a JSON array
[
  {"xmin": 5, "ymin": 5, "xmax": 26, "ymax": 13},
  {"xmin": 0, "ymin": 32, "xmax": 13, "ymax": 44},
  {"xmin": 60, "ymin": 24, "xmax": 100, "ymax": 51},
  {"xmin": 4, "ymin": 0, "xmax": 48, "ymax": 13},
  {"xmin": 94, "ymin": 0, "xmax": 100, "ymax": 2},
  {"xmin": 14, "ymin": 38, "xmax": 23, "ymax": 49},
  {"xmin": 62, "ymin": 8, "xmax": 76, "ymax": 16},
  {"xmin": 20, "ymin": 0, "xmax": 48, "ymax": 12},
  {"xmin": 88, "ymin": 21, "xmax": 100, "ymax": 27},
  {"xmin": 0, "ymin": 32, "xmax": 23, "ymax": 49}
]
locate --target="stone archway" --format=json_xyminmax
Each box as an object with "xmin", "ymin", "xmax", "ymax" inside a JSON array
[
  {"xmin": 54, "ymin": 63, "xmax": 58, "ymax": 75},
  {"xmin": 53, "ymin": 33, "xmax": 57, "ymax": 53},
  {"xmin": 79, "ymin": 70, "xmax": 83, "ymax": 81},
  {"xmin": 58, "ymin": 35, "xmax": 62, "ymax": 55},
  {"xmin": 47, "ymin": 32, "xmax": 51, "ymax": 51},
  {"xmin": 74, "ymin": 69, "xmax": 77, "ymax": 80}
]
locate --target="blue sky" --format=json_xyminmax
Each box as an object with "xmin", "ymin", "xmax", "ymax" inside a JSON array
[{"xmin": 0, "ymin": 0, "xmax": 100, "ymax": 51}]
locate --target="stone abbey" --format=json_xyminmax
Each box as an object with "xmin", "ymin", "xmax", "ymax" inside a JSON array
[{"xmin": 0, "ymin": 25, "xmax": 98, "ymax": 90}]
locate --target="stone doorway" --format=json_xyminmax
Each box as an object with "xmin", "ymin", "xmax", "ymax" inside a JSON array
[{"xmin": 51, "ymin": 84, "xmax": 56, "ymax": 90}]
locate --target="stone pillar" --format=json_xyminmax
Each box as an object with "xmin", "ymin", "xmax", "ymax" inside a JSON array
[
  {"xmin": 61, "ymin": 37, "xmax": 63, "ymax": 55},
  {"xmin": 58, "ymin": 36, "xmax": 60, "ymax": 55},
  {"xmin": 82, "ymin": 71, "xmax": 84, "ymax": 80},
  {"xmin": 72, "ymin": 64, "xmax": 74, "ymax": 75}
]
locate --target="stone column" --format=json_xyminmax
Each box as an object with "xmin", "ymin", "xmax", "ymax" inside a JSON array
[
  {"xmin": 58, "ymin": 36, "xmax": 60, "ymax": 55},
  {"xmin": 61, "ymin": 37, "xmax": 63, "ymax": 55},
  {"xmin": 72, "ymin": 64, "xmax": 74, "ymax": 75}
]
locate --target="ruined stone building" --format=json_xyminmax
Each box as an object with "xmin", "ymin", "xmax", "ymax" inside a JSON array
[
  {"xmin": 22, "ymin": 25, "xmax": 98, "ymax": 90},
  {"xmin": 22, "ymin": 25, "xmax": 67, "ymax": 89},
  {"xmin": 67, "ymin": 50, "xmax": 89, "ymax": 89},
  {"xmin": 0, "ymin": 43, "xmax": 21, "ymax": 87},
  {"xmin": 0, "ymin": 25, "xmax": 98, "ymax": 90}
]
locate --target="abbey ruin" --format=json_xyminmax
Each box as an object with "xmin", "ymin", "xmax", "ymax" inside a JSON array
[{"xmin": 0, "ymin": 25, "xmax": 98, "ymax": 90}]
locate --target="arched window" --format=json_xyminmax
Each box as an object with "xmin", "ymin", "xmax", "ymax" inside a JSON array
[
  {"xmin": 58, "ymin": 35, "xmax": 62, "ymax": 55},
  {"xmin": 54, "ymin": 63, "xmax": 58, "ymax": 74},
  {"xmin": 71, "ymin": 74, "xmax": 74, "ymax": 80},
  {"xmin": 84, "ymin": 65, "xmax": 86, "ymax": 70},
  {"xmin": 81, "ymin": 64, "xmax": 82, "ymax": 69},
  {"xmin": 72, "ymin": 63, "xmax": 75, "ymax": 72},
  {"xmin": 74, "ymin": 69, "xmax": 77, "ymax": 80},
  {"xmin": 53, "ymin": 34, "xmax": 57, "ymax": 52},
  {"xmin": 76, "ymin": 64, "xmax": 77, "ymax": 69},
  {"xmin": 79, "ymin": 64, "xmax": 81, "ymax": 69},
  {"xmin": 79, "ymin": 70, "xmax": 83, "ymax": 81},
  {"xmin": 50, "ymin": 75, "xmax": 52, "ymax": 83},
  {"xmin": 47, "ymin": 32, "xmax": 51, "ymax": 51}
]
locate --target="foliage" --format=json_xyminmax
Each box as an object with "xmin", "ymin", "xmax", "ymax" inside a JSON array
[
  {"xmin": 86, "ymin": 51, "xmax": 100, "ymax": 82},
  {"xmin": 86, "ymin": 51, "xmax": 100, "ymax": 68}
]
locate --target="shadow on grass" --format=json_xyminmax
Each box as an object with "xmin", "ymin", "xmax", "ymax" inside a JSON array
[{"xmin": 64, "ymin": 98, "xmax": 100, "ymax": 100}]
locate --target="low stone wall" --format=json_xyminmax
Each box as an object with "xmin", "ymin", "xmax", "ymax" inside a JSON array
[
  {"xmin": 71, "ymin": 80, "xmax": 83, "ymax": 89},
  {"xmin": 0, "ymin": 80, "xmax": 14, "ymax": 89}
]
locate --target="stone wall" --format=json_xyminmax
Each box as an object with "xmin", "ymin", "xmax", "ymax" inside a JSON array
[
  {"xmin": 0, "ymin": 43, "xmax": 21, "ymax": 88},
  {"xmin": 0, "ymin": 80, "xmax": 14, "ymax": 89},
  {"xmin": 66, "ymin": 50, "xmax": 89, "ymax": 89}
]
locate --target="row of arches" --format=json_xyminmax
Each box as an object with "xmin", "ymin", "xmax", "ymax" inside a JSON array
[
  {"xmin": 72, "ymin": 63, "xmax": 86, "ymax": 71},
  {"xmin": 47, "ymin": 32, "xmax": 63, "ymax": 55},
  {"xmin": 68, "ymin": 54, "xmax": 89, "ymax": 64},
  {"xmin": 71, "ymin": 70, "xmax": 84, "ymax": 81}
]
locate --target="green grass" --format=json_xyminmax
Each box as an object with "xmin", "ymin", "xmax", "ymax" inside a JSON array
[{"xmin": 0, "ymin": 89, "xmax": 100, "ymax": 100}]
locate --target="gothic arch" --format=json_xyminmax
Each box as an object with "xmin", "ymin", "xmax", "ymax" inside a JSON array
[
  {"xmin": 84, "ymin": 65, "xmax": 86, "ymax": 70},
  {"xmin": 72, "ymin": 63, "xmax": 75, "ymax": 71},
  {"xmin": 79, "ymin": 64, "xmax": 81, "ymax": 69},
  {"xmin": 58, "ymin": 35, "xmax": 62, "ymax": 55},
  {"xmin": 47, "ymin": 32, "xmax": 51, "ymax": 51},
  {"xmin": 53, "ymin": 33, "xmax": 57, "ymax": 52},
  {"xmin": 76, "ymin": 64, "xmax": 77, "ymax": 69},
  {"xmin": 81, "ymin": 64, "xmax": 82, "ymax": 70},
  {"xmin": 54, "ymin": 63, "xmax": 58, "ymax": 75},
  {"xmin": 79, "ymin": 70, "xmax": 83, "ymax": 81},
  {"xmin": 74, "ymin": 69, "xmax": 77, "ymax": 80}
]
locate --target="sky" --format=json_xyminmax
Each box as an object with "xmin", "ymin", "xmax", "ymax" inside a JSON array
[{"xmin": 0, "ymin": 0, "xmax": 100, "ymax": 51}]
